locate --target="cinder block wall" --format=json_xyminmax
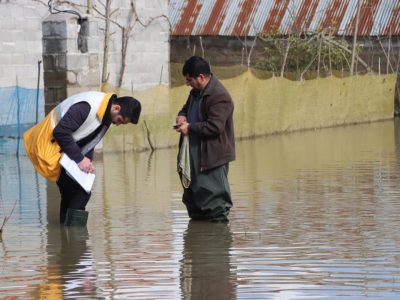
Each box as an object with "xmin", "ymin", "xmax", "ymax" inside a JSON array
[
  {"xmin": 0, "ymin": 0, "xmax": 46, "ymax": 88},
  {"xmin": 0, "ymin": 0, "xmax": 169, "ymax": 91},
  {"xmin": 42, "ymin": 14, "xmax": 101, "ymax": 113},
  {"xmin": 105, "ymin": 0, "xmax": 170, "ymax": 90}
]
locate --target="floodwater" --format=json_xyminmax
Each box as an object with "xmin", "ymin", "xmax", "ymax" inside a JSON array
[{"xmin": 2, "ymin": 119, "xmax": 400, "ymax": 299}]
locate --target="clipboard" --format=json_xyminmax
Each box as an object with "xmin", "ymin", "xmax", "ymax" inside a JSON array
[{"xmin": 59, "ymin": 153, "xmax": 96, "ymax": 193}]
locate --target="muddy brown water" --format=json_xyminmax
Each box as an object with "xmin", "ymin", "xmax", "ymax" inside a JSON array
[{"xmin": 1, "ymin": 119, "xmax": 400, "ymax": 299}]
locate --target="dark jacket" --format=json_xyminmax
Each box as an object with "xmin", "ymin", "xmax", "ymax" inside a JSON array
[
  {"xmin": 178, "ymin": 75, "xmax": 235, "ymax": 171},
  {"xmin": 53, "ymin": 101, "xmax": 112, "ymax": 163}
]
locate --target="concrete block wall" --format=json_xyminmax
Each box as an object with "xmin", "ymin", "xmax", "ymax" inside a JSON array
[
  {"xmin": 42, "ymin": 13, "xmax": 102, "ymax": 113},
  {"xmin": 0, "ymin": 0, "xmax": 169, "ymax": 92},
  {"xmin": 0, "ymin": 0, "xmax": 46, "ymax": 88},
  {"xmin": 105, "ymin": 0, "xmax": 170, "ymax": 90}
]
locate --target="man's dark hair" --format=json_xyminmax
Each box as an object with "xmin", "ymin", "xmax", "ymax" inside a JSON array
[
  {"xmin": 182, "ymin": 56, "xmax": 211, "ymax": 77},
  {"xmin": 112, "ymin": 96, "xmax": 141, "ymax": 124}
]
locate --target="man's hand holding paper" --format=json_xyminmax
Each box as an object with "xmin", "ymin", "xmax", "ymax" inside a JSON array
[
  {"xmin": 78, "ymin": 157, "xmax": 95, "ymax": 173},
  {"xmin": 60, "ymin": 154, "xmax": 96, "ymax": 194}
]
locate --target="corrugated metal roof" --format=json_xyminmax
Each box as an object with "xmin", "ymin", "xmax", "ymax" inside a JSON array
[{"xmin": 169, "ymin": 0, "xmax": 400, "ymax": 36}]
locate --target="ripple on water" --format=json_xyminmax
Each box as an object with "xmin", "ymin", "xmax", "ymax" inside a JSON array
[{"xmin": 2, "ymin": 121, "xmax": 400, "ymax": 298}]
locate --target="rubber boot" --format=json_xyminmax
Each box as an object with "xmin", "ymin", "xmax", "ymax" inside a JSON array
[
  {"xmin": 60, "ymin": 210, "xmax": 66, "ymax": 225},
  {"xmin": 64, "ymin": 208, "xmax": 89, "ymax": 226}
]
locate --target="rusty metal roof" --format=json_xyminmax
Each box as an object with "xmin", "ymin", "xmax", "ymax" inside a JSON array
[{"xmin": 169, "ymin": 0, "xmax": 400, "ymax": 36}]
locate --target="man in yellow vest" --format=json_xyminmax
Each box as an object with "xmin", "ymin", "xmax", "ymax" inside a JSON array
[{"xmin": 23, "ymin": 91, "xmax": 141, "ymax": 226}]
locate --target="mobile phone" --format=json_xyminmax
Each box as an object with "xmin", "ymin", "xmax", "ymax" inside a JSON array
[{"xmin": 173, "ymin": 124, "xmax": 181, "ymax": 129}]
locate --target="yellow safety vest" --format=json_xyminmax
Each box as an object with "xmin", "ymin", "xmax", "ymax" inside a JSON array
[{"xmin": 23, "ymin": 92, "xmax": 114, "ymax": 182}]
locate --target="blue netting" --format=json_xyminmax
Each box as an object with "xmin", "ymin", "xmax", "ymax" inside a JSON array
[{"xmin": 0, "ymin": 86, "xmax": 44, "ymax": 155}]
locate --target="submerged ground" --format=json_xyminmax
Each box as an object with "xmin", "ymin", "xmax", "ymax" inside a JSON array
[{"xmin": 1, "ymin": 119, "xmax": 400, "ymax": 299}]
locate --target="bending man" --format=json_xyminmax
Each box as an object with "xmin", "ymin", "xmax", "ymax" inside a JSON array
[{"xmin": 24, "ymin": 91, "xmax": 141, "ymax": 226}]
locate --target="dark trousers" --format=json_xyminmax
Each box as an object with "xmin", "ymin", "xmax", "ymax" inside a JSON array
[
  {"xmin": 57, "ymin": 168, "xmax": 91, "ymax": 223},
  {"xmin": 182, "ymin": 137, "xmax": 233, "ymax": 221}
]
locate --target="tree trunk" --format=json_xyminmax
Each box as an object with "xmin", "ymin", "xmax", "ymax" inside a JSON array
[
  {"xmin": 350, "ymin": 0, "xmax": 361, "ymax": 75},
  {"xmin": 101, "ymin": 0, "xmax": 111, "ymax": 83}
]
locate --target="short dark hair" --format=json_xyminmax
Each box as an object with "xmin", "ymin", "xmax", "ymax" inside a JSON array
[
  {"xmin": 182, "ymin": 56, "xmax": 211, "ymax": 77},
  {"xmin": 112, "ymin": 96, "xmax": 141, "ymax": 124}
]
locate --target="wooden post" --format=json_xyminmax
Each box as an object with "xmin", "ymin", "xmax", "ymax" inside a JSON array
[
  {"xmin": 350, "ymin": 0, "xmax": 361, "ymax": 76},
  {"xmin": 378, "ymin": 57, "xmax": 381, "ymax": 75},
  {"xmin": 199, "ymin": 36, "xmax": 205, "ymax": 58},
  {"xmin": 87, "ymin": 0, "xmax": 92, "ymax": 14}
]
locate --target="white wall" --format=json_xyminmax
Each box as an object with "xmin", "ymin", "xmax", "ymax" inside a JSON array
[
  {"xmin": 106, "ymin": 0, "xmax": 170, "ymax": 90},
  {"xmin": 0, "ymin": 0, "xmax": 46, "ymax": 88},
  {"xmin": 0, "ymin": 0, "xmax": 170, "ymax": 90}
]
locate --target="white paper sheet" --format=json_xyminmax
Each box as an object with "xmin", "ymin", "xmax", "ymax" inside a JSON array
[{"xmin": 59, "ymin": 153, "xmax": 95, "ymax": 193}]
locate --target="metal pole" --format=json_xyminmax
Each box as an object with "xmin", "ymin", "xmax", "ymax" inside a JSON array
[
  {"xmin": 16, "ymin": 77, "xmax": 20, "ymax": 155},
  {"xmin": 36, "ymin": 60, "xmax": 42, "ymax": 124},
  {"xmin": 350, "ymin": 0, "xmax": 361, "ymax": 76}
]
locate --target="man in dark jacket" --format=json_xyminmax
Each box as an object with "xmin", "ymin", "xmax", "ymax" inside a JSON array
[{"xmin": 176, "ymin": 56, "xmax": 235, "ymax": 222}]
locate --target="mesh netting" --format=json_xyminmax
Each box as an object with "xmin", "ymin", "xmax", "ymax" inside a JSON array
[{"xmin": 0, "ymin": 86, "xmax": 44, "ymax": 155}]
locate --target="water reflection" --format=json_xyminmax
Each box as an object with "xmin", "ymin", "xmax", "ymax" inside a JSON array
[
  {"xmin": 180, "ymin": 221, "xmax": 236, "ymax": 300},
  {"xmin": 0, "ymin": 153, "xmax": 47, "ymax": 297},
  {"xmin": 35, "ymin": 226, "xmax": 96, "ymax": 299},
  {"xmin": 228, "ymin": 120, "xmax": 400, "ymax": 299},
  {"xmin": 23, "ymin": 181, "xmax": 97, "ymax": 299},
  {"xmin": 395, "ymin": 117, "xmax": 400, "ymax": 158},
  {"xmin": 2, "ymin": 120, "xmax": 400, "ymax": 299}
]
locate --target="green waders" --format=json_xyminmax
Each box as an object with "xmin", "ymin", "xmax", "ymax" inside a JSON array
[
  {"xmin": 64, "ymin": 208, "xmax": 89, "ymax": 226},
  {"xmin": 182, "ymin": 136, "xmax": 232, "ymax": 222}
]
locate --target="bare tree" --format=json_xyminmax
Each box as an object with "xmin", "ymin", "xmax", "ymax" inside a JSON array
[
  {"xmin": 116, "ymin": 0, "xmax": 168, "ymax": 87},
  {"xmin": 118, "ymin": 0, "xmax": 137, "ymax": 87},
  {"xmin": 350, "ymin": 0, "xmax": 361, "ymax": 75},
  {"xmin": 94, "ymin": 0, "xmax": 168, "ymax": 87},
  {"xmin": 31, "ymin": 0, "xmax": 48, "ymax": 6},
  {"xmin": 94, "ymin": 0, "xmax": 118, "ymax": 84}
]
